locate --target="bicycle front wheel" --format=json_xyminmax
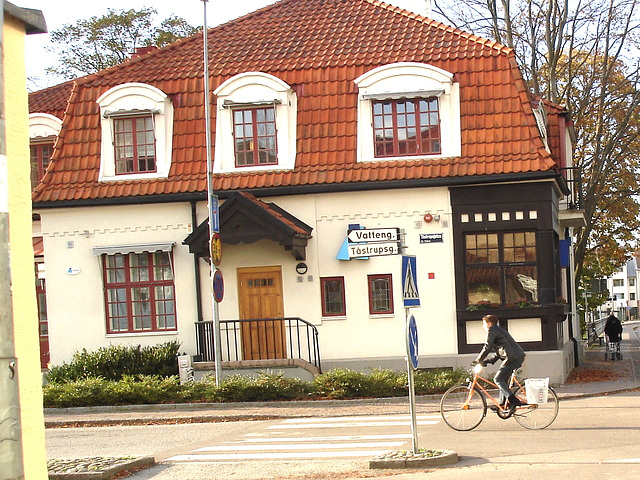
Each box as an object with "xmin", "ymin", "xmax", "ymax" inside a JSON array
[
  {"xmin": 440, "ymin": 384, "xmax": 486, "ymax": 431},
  {"xmin": 512, "ymin": 385, "xmax": 559, "ymax": 429}
]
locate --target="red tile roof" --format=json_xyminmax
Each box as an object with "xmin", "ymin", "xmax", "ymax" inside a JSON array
[
  {"xmin": 29, "ymin": 80, "xmax": 75, "ymax": 120},
  {"xmin": 32, "ymin": 0, "xmax": 559, "ymax": 205}
]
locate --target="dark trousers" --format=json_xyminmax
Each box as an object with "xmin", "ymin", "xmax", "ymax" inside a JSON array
[{"xmin": 494, "ymin": 356, "xmax": 524, "ymax": 402}]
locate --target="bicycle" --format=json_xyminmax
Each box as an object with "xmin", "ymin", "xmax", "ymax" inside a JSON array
[{"xmin": 440, "ymin": 363, "xmax": 559, "ymax": 431}]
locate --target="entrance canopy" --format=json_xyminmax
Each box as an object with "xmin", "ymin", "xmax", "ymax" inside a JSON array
[{"xmin": 183, "ymin": 192, "xmax": 313, "ymax": 260}]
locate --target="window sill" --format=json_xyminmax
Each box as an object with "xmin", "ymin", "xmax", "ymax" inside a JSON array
[
  {"xmin": 321, "ymin": 315, "xmax": 347, "ymax": 321},
  {"xmin": 369, "ymin": 313, "xmax": 395, "ymax": 319},
  {"xmin": 106, "ymin": 330, "xmax": 178, "ymax": 338}
]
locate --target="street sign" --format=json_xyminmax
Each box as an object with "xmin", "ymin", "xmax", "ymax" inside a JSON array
[
  {"xmin": 348, "ymin": 242, "xmax": 400, "ymax": 258},
  {"xmin": 402, "ymin": 255, "xmax": 420, "ymax": 307},
  {"xmin": 210, "ymin": 233, "xmax": 222, "ymax": 267},
  {"xmin": 213, "ymin": 269, "xmax": 224, "ymax": 303},
  {"xmin": 407, "ymin": 314, "xmax": 419, "ymax": 370},
  {"xmin": 209, "ymin": 194, "xmax": 219, "ymax": 233},
  {"xmin": 347, "ymin": 227, "xmax": 400, "ymax": 243}
]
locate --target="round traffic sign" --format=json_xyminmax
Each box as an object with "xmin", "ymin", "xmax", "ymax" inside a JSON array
[
  {"xmin": 213, "ymin": 269, "xmax": 224, "ymax": 303},
  {"xmin": 407, "ymin": 315, "xmax": 419, "ymax": 370},
  {"xmin": 210, "ymin": 233, "xmax": 222, "ymax": 266}
]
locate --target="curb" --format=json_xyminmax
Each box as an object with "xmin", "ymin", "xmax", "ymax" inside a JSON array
[
  {"xmin": 370, "ymin": 449, "xmax": 458, "ymax": 469},
  {"xmin": 47, "ymin": 456, "xmax": 155, "ymax": 480}
]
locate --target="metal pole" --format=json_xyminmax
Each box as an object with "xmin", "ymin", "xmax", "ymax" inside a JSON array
[
  {"xmin": 0, "ymin": 2, "xmax": 26, "ymax": 477},
  {"xmin": 201, "ymin": 0, "xmax": 222, "ymax": 386},
  {"xmin": 405, "ymin": 308, "xmax": 418, "ymax": 454}
]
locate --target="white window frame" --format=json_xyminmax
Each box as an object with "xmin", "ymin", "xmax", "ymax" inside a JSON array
[
  {"xmin": 29, "ymin": 113, "xmax": 62, "ymax": 140},
  {"xmin": 355, "ymin": 62, "xmax": 461, "ymax": 162},
  {"xmin": 96, "ymin": 83, "xmax": 174, "ymax": 181},
  {"xmin": 213, "ymin": 72, "xmax": 297, "ymax": 173}
]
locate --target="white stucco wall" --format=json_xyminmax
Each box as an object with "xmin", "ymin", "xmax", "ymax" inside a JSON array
[{"xmin": 38, "ymin": 203, "xmax": 196, "ymax": 363}]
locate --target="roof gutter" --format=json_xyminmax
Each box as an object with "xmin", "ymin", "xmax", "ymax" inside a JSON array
[{"xmin": 32, "ymin": 171, "xmax": 561, "ymax": 209}]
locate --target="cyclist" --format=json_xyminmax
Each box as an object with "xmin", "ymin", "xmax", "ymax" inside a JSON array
[{"xmin": 473, "ymin": 314, "xmax": 526, "ymax": 411}]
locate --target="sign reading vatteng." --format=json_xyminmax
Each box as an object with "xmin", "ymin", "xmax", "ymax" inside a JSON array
[{"xmin": 347, "ymin": 227, "xmax": 400, "ymax": 243}]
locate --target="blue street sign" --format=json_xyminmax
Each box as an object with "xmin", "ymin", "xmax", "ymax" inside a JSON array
[
  {"xmin": 402, "ymin": 255, "xmax": 420, "ymax": 307},
  {"xmin": 407, "ymin": 315, "xmax": 419, "ymax": 369}
]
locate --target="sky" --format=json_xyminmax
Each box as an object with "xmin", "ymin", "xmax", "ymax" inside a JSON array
[{"xmin": 22, "ymin": 0, "xmax": 275, "ymax": 90}]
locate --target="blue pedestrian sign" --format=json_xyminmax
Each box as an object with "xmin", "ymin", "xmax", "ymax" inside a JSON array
[
  {"xmin": 407, "ymin": 315, "xmax": 419, "ymax": 369},
  {"xmin": 402, "ymin": 255, "xmax": 420, "ymax": 307}
]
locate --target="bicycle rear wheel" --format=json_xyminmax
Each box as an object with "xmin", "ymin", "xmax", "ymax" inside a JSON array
[
  {"xmin": 440, "ymin": 384, "xmax": 486, "ymax": 431},
  {"xmin": 512, "ymin": 385, "xmax": 559, "ymax": 429}
]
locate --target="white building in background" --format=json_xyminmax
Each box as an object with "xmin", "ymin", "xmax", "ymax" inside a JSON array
[{"xmin": 604, "ymin": 256, "xmax": 639, "ymax": 321}]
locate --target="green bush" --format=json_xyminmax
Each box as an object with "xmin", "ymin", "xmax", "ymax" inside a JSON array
[
  {"xmin": 313, "ymin": 368, "xmax": 407, "ymax": 399},
  {"xmin": 45, "ymin": 341, "xmax": 181, "ymax": 383},
  {"xmin": 217, "ymin": 372, "xmax": 314, "ymax": 402},
  {"xmin": 42, "ymin": 366, "xmax": 468, "ymax": 408}
]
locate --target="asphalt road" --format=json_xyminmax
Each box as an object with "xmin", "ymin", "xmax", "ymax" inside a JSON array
[{"xmin": 46, "ymin": 391, "xmax": 640, "ymax": 480}]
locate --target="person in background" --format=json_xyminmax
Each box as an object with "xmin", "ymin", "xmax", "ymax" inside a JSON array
[{"xmin": 604, "ymin": 313, "xmax": 623, "ymax": 343}]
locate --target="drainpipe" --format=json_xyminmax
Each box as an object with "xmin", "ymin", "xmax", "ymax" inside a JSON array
[
  {"xmin": 0, "ymin": 1, "xmax": 26, "ymax": 477},
  {"xmin": 191, "ymin": 200, "xmax": 203, "ymax": 323},
  {"xmin": 568, "ymin": 227, "xmax": 581, "ymax": 366}
]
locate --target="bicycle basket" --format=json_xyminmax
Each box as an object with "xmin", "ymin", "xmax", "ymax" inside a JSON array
[{"xmin": 525, "ymin": 378, "xmax": 549, "ymax": 404}]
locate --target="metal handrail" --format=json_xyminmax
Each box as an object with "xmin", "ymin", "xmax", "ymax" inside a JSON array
[
  {"xmin": 559, "ymin": 166, "xmax": 582, "ymax": 210},
  {"xmin": 194, "ymin": 317, "xmax": 321, "ymax": 372},
  {"xmin": 586, "ymin": 316, "xmax": 607, "ymax": 345}
]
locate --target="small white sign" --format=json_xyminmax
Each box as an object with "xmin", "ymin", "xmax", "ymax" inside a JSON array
[
  {"xmin": 347, "ymin": 242, "xmax": 399, "ymax": 258},
  {"xmin": 66, "ymin": 267, "xmax": 81, "ymax": 275},
  {"xmin": 347, "ymin": 228, "xmax": 399, "ymax": 243}
]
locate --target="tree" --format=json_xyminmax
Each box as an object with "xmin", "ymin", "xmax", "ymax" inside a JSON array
[
  {"xmin": 46, "ymin": 8, "xmax": 199, "ymax": 80},
  {"xmin": 433, "ymin": 0, "xmax": 640, "ymax": 288}
]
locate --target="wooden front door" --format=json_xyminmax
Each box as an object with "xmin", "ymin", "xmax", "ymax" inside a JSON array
[{"xmin": 237, "ymin": 266, "xmax": 286, "ymax": 360}]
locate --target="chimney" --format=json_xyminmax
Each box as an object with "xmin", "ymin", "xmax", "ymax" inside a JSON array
[
  {"xmin": 131, "ymin": 46, "xmax": 158, "ymax": 59},
  {"xmin": 386, "ymin": 0, "xmax": 432, "ymax": 17}
]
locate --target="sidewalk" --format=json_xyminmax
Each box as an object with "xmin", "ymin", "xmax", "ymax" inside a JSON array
[{"xmin": 44, "ymin": 343, "xmax": 640, "ymax": 429}]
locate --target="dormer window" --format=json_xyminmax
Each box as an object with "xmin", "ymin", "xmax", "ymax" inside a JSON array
[
  {"xmin": 214, "ymin": 72, "xmax": 297, "ymax": 173},
  {"xmin": 114, "ymin": 115, "xmax": 156, "ymax": 174},
  {"xmin": 29, "ymin": 113, "xmax": 62, "ymax": 190},
  {"xmin": 233, "ymin": 107, "xmax": 277, "ymax": 167},
  {"xmin": 373, "ymin": 98, "xmax": 441, "ymax": 158},
  {"xmin": 355, "ymin": 63, "xmax": 460, "ymax": 162},
  {"xmin": 30, "ymin": 140, "xmax": 54, "ymax": 190},
  {"xmin": 97, "ymin": 83, "xmax": 173, "ymax": 181}
]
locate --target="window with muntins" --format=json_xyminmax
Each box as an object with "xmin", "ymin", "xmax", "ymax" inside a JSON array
[
  {"xmin": 321, "ymin": 277, "xmax": 346, "ymax": 316},
  {"xmin": 373, "ymin": 98, "xmax": 441, "ymax": 158},
  {"xmin": 465, "ymin": 231, "xmax": 538, "ymax": 308},
  {"xmin": 368, "ymin": 274, "xmax": 394, "ymax": 314},
  {"xmin": 103, "ymin": 251, "xmax": 176, "ymax": 334},
  {"xmin": 114, "ymin": 116, "xmax": 157, "ymax": 174},
  {"xmin": 30, "ymin": 141, "xmax": 54, "ymax": 190},
  {"xmin": 233, "ymin": 107, "xmax": 277, "ymax": 167}
]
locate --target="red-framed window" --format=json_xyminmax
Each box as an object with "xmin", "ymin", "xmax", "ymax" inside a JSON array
[
  {"xmin": 233, "ymin": 107, "xmax": 277, "ymax": 167},
  {"xmin": 368, "ymin": 274, "xmax": 394, "ymax": 315},
  {"xmin": 103, "ymin": 251, "xmax": 176, "ymax": 333},
  {"xmin": 30, "ymin": 140, "xmax": 54, "ymax": 190},
  {"xmin": 373, "ymin": 98, "xmax": 441, "ymax": 158},
  {"xmin": 114, "ymin": 116, "xmax": 156, "ymax": 174},
  {"xmin": 320, "ymin": 277, "xmax": 346, "ymax": 316}
]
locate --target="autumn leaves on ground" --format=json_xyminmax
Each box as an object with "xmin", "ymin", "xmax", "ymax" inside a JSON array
[{"xmin": 566, "ymin": 354, "xmax": 630, "ymax": 384}]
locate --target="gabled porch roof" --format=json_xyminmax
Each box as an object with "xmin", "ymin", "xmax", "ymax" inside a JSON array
[{"xmin": 183, "ymin": 191, "xmax": 313, "ymax": 261}]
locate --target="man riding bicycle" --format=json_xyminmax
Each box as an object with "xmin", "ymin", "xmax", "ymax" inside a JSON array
[{"xmin": 473, "ymin": 314, "xmax": 526, "ymax": 411}]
